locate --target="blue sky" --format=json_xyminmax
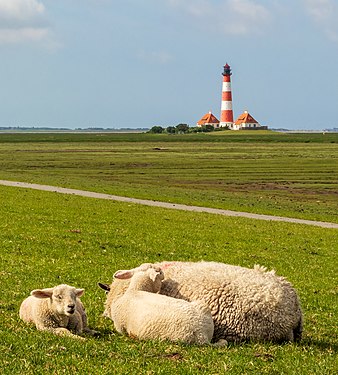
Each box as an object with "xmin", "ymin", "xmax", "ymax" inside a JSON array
[{"xmin": 0, "ymin": 0, "xmax": 337, "ymax": 130}]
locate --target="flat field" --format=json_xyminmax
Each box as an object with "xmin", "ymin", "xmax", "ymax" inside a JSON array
[
  {"xmin": 0, "ymin": 131, "xmax": 337, "ymax": 223},
  {"xmin": 0, "ymin": 131, "xmax": 337, "ymax": 374}
]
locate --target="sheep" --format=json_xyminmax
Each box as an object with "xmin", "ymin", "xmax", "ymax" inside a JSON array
[
  {"xmin": 108, "ymin": 267, "xmax": 214, "ymax": 344},
  {"xmin": 19, "ymin": 284, "xmax": 97, "ymax": 339},
  {"xmin": 100, "ymin": 261, "xmax": 303, "ymax": 343}
]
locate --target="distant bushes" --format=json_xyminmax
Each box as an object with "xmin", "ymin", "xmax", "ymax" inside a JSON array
[{"xmin": 148, "ymin": 124, "xmax": 223, "ymax": 134}]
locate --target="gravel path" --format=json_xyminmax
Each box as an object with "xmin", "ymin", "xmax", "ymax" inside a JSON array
[{"xmin": 1, "ymin": 179, "xmax": 337, "ymax": 229}]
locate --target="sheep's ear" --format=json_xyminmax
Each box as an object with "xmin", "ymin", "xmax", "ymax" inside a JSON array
[
  {"xmin": 114, "ymin": 270, "xmax": 134, "ymax": 279},
  {"xmin": 98, "ymin": 282, "xmax": 111, "ymax": 292},
  {"xmin": 31, "ymin": 288, "xmax": 54, "ymax": 299},
  {"xmin": 75, "ymin": 288, "xmax": 84, "ymax": 297}
]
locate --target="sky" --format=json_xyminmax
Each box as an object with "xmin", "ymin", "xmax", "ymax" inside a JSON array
[{"xmin": 0, "ymin": 0, "xmax": 338, "ymax": 130}]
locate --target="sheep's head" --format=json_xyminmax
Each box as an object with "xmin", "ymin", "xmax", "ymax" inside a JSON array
[
  {"xmin": 31, "ymin": 284, "xmax": 84, "ymax": 316},
  {"xmin": 99, "ymin": 264, "xmax": 164, "ymax": 318},
  {"xmin": 114, "ymin": 266, "xmax": 164, "ymax": 293},
  {"xmin": 145, "ymin": 268, "xmax": 164, "ymax": 293},
  {"xmin": 113, "ymin": 263, "xmax": 162, "ymax": 279}
]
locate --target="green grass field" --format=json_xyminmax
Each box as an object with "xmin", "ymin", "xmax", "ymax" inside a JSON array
[
  {"xmin": 0, "ymin": 131, "xmax": 337, "ymax": 223},
  {"xmin": 0, "ymin": 131, "xmax": 337, "ymax": 374}
]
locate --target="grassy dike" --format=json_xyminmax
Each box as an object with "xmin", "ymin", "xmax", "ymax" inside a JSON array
[
  {"xmin": 0, "ymin": 185, "xmax": 337, "ymax": 374},
  {"xmin": 0, "ymin": 131, "xmax": 337, "ymax": 374}
]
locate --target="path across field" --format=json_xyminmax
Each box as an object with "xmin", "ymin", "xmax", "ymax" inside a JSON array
[{"xmin": 1, "ymin": 179, "xmax": 337, "ymax": 229}]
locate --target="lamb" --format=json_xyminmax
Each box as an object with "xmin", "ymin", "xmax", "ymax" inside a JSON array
[
  {"xmin": 109, "ymin": 267, "xmax": 214, "ymax": 344},
  {"xmin": 19, "ymin": 284, "xmax": 97, "ymax": 339},
  {"xmin": 100, "ymin": 261, "xmax": 303, "ymax": 343}
]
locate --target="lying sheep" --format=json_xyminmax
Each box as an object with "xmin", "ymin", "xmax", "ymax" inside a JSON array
[
  {"xmin": 100, "ymin": 261, "xmax": 303, "ymax": 343},
  {"xmin": 109, "ymin": 267, "xmax": 214, "ymax": 344},
  {"xmin": 19, "ymin": 284, "xmax": 97, "ymax": 339}
]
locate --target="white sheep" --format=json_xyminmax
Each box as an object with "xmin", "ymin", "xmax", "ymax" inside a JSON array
[
  {"xmin": 19, "ymin": 284, "xmax": 97, "ymax": 339},
  {"xmin": 100, "ymin": 261, "xmax": 303, "ymax": 343},
  {"xmin": 109, "ymin": 267, "xmax": 214, "ymax": 344}
]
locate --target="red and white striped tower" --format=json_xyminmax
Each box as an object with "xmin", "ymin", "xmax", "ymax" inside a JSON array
[{"xmin": 220, "ymin": 63, "xmax": 234, "ymax": 128}]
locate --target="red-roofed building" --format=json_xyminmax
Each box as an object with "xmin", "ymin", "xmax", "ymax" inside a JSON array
[
  {"xmin": 197, "ymin": 111, "xmax": 220, "ymax": 127},
  {"xmin": 232, "ymin": 110, "xmax": 264, "ymax": 130}
]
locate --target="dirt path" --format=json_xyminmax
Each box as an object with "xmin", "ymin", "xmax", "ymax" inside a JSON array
[{"xmin": 1, "ymin": 179, "xmax": 337, "ymax": 229}]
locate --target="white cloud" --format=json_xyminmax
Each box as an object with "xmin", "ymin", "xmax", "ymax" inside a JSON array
[
  {"xmin": 0, "ymin": 0, "xmax": 45, "ymax": 20},
  {"xmin": 0, "ymin": 0, "xmax": 50, "ymax": 44},
  {"xmin": 166, "ymin": 0, "xmax": 272, "ymax": 36},
  {"xmin": 303, "ymin": 0, "xmax": 338, "ymax": 42},
  {"xmin": 225, "ymin": 0, "xmax": 271, "ymax": 35}
]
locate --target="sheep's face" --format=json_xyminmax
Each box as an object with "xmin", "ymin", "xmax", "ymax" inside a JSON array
[
  {"xmin": 31, "ymin": 284, "xmax": 84, "ymax": 317},
  {"xmin": 146, "ymin": 268, "xmax": 164, "ymax": 293},
  {"xmin": 52, "ymin": 285, "xmax": 82, "ymax": 316}
]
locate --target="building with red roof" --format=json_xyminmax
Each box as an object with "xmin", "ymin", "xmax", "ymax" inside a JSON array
[
  {"xmin": 196, "ymin": 111, "xmax": 220, "ymax": 127},
  {"xmin": 232, "ymin": 110, "xmax": 264, "ymax": 130}
]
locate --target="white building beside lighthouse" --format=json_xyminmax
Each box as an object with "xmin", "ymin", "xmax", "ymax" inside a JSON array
[{"xmin": 232, "ymin": 110, "xmax": 267, "ymax": 130}]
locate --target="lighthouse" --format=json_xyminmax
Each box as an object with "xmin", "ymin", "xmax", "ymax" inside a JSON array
[{"xmin": 220, "ymin": 63, "xmax": 234, "ymax": 128}]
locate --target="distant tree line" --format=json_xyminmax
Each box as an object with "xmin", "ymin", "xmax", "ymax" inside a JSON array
[{"xmin": 148, "ymin": 124, "xmax": 224, "ymax": 134}]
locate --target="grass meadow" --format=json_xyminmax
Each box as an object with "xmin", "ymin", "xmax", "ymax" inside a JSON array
[
  {"xmin": 0, "ymin": 131, "xmax": 337, "ymax": 374},
  {"xmin": 0, "ymin": 131, "xmax": 337, "ymax": 223}
]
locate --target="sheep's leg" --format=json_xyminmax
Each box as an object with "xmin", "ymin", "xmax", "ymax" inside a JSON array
[
  {"xmin": 212, "ymin": 339, "xmax": 228, "ymax": 347},
  {"xmin": 74, "ymin": 302, "xmax": 99, "ymax": 336},
  {"xmin": 52, "ymin": 327, "xmax": 86, "ymax": 340},
  {"xmin": 35, "ymin": 323, "xmax": 85, "ymax": 340},
  {"xmin": 82, "ymin": 326, "xmax": 100, "ymax": 336},
  {"xmin": 68, "ymin": 312, "xmax": 83, "ymax": 335}
]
